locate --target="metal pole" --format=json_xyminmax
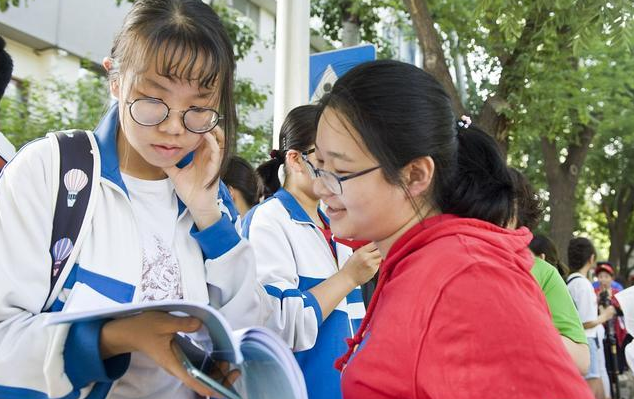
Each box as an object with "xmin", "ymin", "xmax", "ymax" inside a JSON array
[{"xmin": 272, "ymin": 0, "xmax": 310, "ymax": 149}]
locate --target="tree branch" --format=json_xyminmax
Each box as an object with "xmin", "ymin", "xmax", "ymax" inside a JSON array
[{"xmin": 402, "ymin": 0, "xmax": 465, "ymax": 116}]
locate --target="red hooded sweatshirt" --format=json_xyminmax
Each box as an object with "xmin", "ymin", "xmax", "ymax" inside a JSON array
[{"xmin": 339, "ymin": 214, "xmax": 593, "ymax": 399}]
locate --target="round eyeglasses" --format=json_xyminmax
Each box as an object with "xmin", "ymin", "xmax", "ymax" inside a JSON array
[
  {"xmin": 301, "ymin": 149, "xmax": 380, "ymax": 195},
  {"xmin": 126, "ymin": 98, "xmax": 223, "ymax": 134}
]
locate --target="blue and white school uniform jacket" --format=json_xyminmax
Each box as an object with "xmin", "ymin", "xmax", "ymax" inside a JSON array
[
  {"xmin": 0, "ymin": 104, "xmax": 270, "ymax": 399},
  {"xmin": 241, "ymin": 188, "xmax": 366, "ymax": 399}
]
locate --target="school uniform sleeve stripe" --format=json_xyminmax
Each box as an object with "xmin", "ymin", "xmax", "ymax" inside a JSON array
[
  {"xmin": 64, "ymin": 320, "xmax": 130, "ymax": 389},
  {"xmin": 264, "ymin": 285, "xmax": 324, "ymax": 326},
  {"xmin": 243, "ymin": 202, "xmax": 321, "ymax": 351},
  {"xmin": 191, "ymin": 213, "xmax": 241, "ymax": 259}
]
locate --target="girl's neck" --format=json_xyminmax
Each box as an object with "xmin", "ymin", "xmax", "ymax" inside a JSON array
[
  {"xmin": 374, "ymin": 206, "xmax": 440, "ymax": 259},
  {"xmin": 285, "ymin": 184, "xmax": 323, "ymax": 228},
  {"xmin": 117, "ymin": 128, "xmax": 166, "ymax": 180}
]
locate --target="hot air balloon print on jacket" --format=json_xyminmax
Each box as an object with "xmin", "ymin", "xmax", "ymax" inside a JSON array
[
  {"xmin": 64, "ymin": 168, "xmax": 88, "ymax": 207},
  {"xmin": 52, "ymin": 238, "xmax": 73, "ymax": 277}
]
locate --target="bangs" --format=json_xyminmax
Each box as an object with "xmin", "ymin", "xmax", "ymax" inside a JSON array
[{"xmin": 126, "ymin": 31, "xmax": 226, "ymax": 90}]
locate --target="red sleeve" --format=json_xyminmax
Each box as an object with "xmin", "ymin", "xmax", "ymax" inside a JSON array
[{"xmin": 415, "ymin": 263, "xmax": 592, "ymax": 399}]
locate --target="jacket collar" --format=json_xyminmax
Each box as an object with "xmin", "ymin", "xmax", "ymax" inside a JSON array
[
  {"xmin": 273, "ymin": 188, "xmax": 327, "ymax": 226},
  {"xmin": 93, "ymin": 102, "xmax": 127, "ymax": 195},
  {"xmin": 92, "ymin": 102, "xmax": 188, "ymax": 214}
]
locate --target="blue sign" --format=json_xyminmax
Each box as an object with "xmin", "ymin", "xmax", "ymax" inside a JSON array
[{"xmin": 309, "ymin": 44, "xmax": 376, "ymax": 102}]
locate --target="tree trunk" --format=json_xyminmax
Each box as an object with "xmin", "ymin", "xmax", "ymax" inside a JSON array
[
  {"xmin": 621, "ymin": 240, "xmax": 634, "ymax": 283},
  {"xmin": 401, "ymin": 0, "xmax": 466, "ymax": 117},
  {"xmin": 605, "ymin": 186, "xmax": 634, "ymax": 273},
  {"xmin": 340, "ymin": 1, "xmax": 360, "ymax": 47},
  {"xmin": 541, "ymin": 125, "xmax": 595, "ymax": 259}
]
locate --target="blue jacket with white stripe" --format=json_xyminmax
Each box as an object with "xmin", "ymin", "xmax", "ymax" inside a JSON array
[{"xmin": 242, "ymin": 188, "xmax": 366, "ymax": 399}]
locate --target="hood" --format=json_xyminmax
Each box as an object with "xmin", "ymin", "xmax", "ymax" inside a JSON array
[{"xmin": 384, "ymin": 214, "xmax": 534, "ymax": 276}]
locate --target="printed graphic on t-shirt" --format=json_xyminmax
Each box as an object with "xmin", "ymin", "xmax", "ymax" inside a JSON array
[{"xmin": 140, "ymin": 235, "xmax": 183, "ymax": 302}]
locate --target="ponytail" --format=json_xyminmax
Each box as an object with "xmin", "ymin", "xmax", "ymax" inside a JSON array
[
  {"xmin": 530, "ymin": 234, "xmax": 570, "ymax": 278},
  {"xmin": 256, "ymin": 150, "xmax": 285, "ymax": 199},
  {"xmin": 256, "ymin": 105, "xmax": 319, "ymax": 199},
  {"xmin": 441, "ymin": 124, "xmax": 515, "ymax": 227}
]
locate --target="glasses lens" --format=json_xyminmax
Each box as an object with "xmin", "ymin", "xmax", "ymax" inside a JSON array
[
  {"xmin": 322, "ymin": 171, "xmax": 342, "ymax": 195},
  {"xmin": 184, "ymin": 108, "xmax": 219, "ymax": 133},
  {"xmin": 130, "ymin": 99, "xmax": 168, "ymax": 126}
]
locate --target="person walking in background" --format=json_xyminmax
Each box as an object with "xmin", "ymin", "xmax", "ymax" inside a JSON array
[
  {"xmin": 243, "ymin": 104, "xmax": 381, "ymax": 399},
  {"xmin": 530, "ymin": 234, "xmax": 570, "ymax": 278},
  {"xmin": 509, "ymin": 168, "xmax": 589, "ymax": 375},
  {"xmin": 567, "ymin": 237, "xmax": 617, "ymax": 398},
  {"xmin": 593, "ymin": 261, "xmax": 625, "ymax": 291},
  {"xmin": 594, "ymin": 262, "xmax": 629, "ymax": 378}
]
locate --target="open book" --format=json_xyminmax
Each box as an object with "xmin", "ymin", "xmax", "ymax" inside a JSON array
[{"xmin": 46, "ymin": 300, "xmax": 307, "ymax": 399}]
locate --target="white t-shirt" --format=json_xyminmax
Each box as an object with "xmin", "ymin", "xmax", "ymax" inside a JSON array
[
  {"xmin": 121, "ymin": 173, "xmax": 183, "ymax": 302},
  {"xmin": 114, "ymin": 174, "xmax": 194, "ymax": 399},
  {"xmin": 567, "ymin": 272, "xmax": 603, "ymax": 339}
]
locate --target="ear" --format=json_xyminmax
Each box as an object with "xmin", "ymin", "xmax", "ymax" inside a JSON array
[
  {"xmin": 539, "ymin": 253, "xmax": 546, "ymax": 260},
  {"xmin": 227, "ymin": 185, "xmax": 237, "ymax": 203},
  {"xmin": 285, "ymin": 150, "xmax": 305, "ymax": 175},
  {"xmin": 102, "ymin": 57, "xmax": 120, "ymax": 100},
  {"xmin": 402, "ymin": 156, "xmax": 435, "ymax": 198}
]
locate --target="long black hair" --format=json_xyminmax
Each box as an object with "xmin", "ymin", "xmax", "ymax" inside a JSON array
[
  {"xmin": 317, "ymin": 60, "xmax": 515, "ymax": 226},
  {"xmin": 222, "ymin": 156, "xmax": 260, "ymax": 208},
  {"xmin": 257, "ymin": 104, "xmax": 319, "ymax": 199},
  {"xmin": 530, "ymin": 234, "xmax": 569, "ymax": 277}
]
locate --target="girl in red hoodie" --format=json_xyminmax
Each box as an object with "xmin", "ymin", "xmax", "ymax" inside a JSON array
[{"xmin": 306, "ymin": 60, "xmax": 593, "ymax": 398}]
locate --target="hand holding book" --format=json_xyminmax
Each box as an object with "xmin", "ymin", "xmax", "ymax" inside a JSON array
[
  {"xmin": 46, "ymin": 300, "xmax": 307, "ymax": 399},
  {"xmin": 99, "ymin": 311, "xmax": 228, "ymax": 397}
]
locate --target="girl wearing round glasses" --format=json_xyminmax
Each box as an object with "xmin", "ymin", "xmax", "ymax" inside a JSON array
[
  {"xmin": 243, "ymin": 104, "xmax": 381, "ymax": 399},
  {"xmin": 313, "ymin": 60, "xmax": 593, "ymax": 398},
  {"xmin": 0, "ymin": 1, "xmax": 269, "ymax": 398}
]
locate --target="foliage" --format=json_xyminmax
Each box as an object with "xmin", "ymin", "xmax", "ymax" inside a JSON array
[
  {"xmin": 2, "ymin": 0, "xmax": 273, "ymax": 166},
  {"xmin": 0, "ymin": 73, "xmax": 109, "ymax": 148},
  {"xmin": 310, "ymin": 0, "xmax": 409, "ymax": 58},
  {"xmin": 0, "ymin": 0, "xmax": 20, "ymax": 12}
]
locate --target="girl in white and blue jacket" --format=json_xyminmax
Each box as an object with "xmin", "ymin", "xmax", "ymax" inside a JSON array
[
  {"xmin": 0, "ymin": 1, "xmax": 269, "ymax": 398},
  {"xmin": 242, "ymin": 105, "xmax": 381, "ymax": 399}
]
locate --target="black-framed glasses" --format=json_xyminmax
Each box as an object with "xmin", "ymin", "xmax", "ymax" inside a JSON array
[
  {"xmin": 126, "ymin": 97, "xmax": 223, "ymax": 134},
  {"xmin": 301, "ymin": 149, "xmax": 380, "ymax": 195}
]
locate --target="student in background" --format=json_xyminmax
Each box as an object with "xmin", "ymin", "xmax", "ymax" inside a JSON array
[
  {"xmin": 312, "ymin": 59, "xmax": 592, "ymax": 398},
  {"xmin": 222, "ymin": 155, "xmax": 261, "ymax": 218},
  {"xmin": 530, "ymin": 234, "xmax": 570, "ymax": 278},
  {"xmin": 568, "ymin": 237, "xmax": 617, "ymax": 398},
  {"xmin": 243, "ymin": 104, "xmax": 381, "ymax": 399},
  {"xmin": 509, "ymin": 168, "xmax": 589, "ymax": 375}
]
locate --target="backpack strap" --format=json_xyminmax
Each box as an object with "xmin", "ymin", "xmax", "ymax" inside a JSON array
[
  {"xmin": 566, "ymin": 275, "xmax": 583, "ymax": 286},
  {"xmin": 42, "ymin": 130, "xmax": 101, "ymax": 311}
]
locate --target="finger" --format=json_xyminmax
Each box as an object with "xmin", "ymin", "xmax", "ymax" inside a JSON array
[
  {"xmin": 167, "ymin": 341, "xmax": 216, "ymax": 397},
  {"xmin": 212, "ymin": 125, "xmax": 226, "ymax": 149},
  {"xmin": 217, "ymin": 361, "xmax": 230, "ymax": 375},
  {"xmin": 154, "ymin": 314, "xmax": 202, "ymax": 333},
  {"xmin": 359, "ymin": 242, "xmax": 378, "ymax": 253},
  {"xmin": 204, "ymin": 131, "xmax": 221, "ymax": 160},
  {"xmin": 223, "ymin": 369, "xmax": 241, "ymax": 388}
]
